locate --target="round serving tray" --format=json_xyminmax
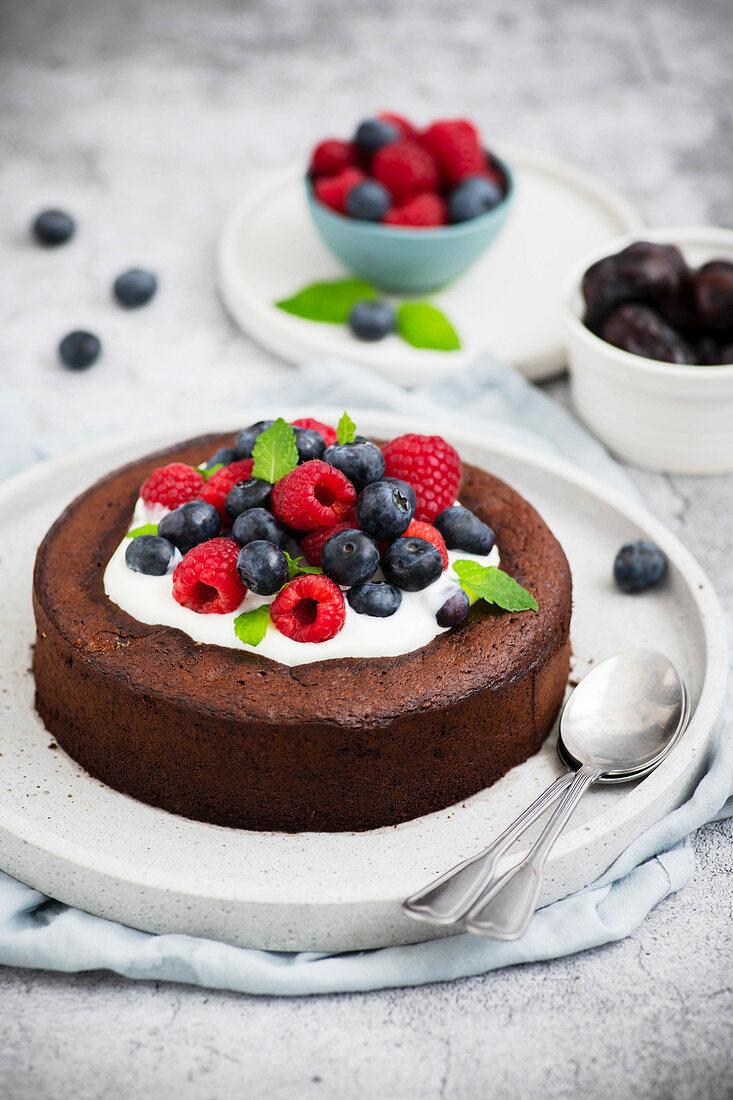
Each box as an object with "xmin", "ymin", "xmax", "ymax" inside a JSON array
[{"xmin": 0, "ymin": 410, "xmax": 726, "ymax": 952}]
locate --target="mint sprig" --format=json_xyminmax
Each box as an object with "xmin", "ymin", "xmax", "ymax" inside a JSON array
[
  {"xmin": 200, "ymin": 463, "xmax": 224, "ymax": 481},
  {"xmin": 397, "ymin": 302, "xmax": 461, "ymax": 352},
  {"xmin": 336, "ymin": 411, "xmax": 357, "ymax": 445},
  {"xmin": 276, "ymin": 278, "xmax": 377, "ymax": 323},
  {"xmin": 126, "ymin": 523, "xmax": 159, "ymax": 539},
  {"xmin": 453, "ymin": 560, "xmax": 538, "ymax": 613},
  {"xmin": 234, "ymin": 605, "xmax": 271, "ymax": 647},
  {"xmin": 284, "ymin": 552, "xmax": 323, "ymax": 581},
  {"xmin": 251, "ymin": 418, "xmax": 299, "ymax": 483}
]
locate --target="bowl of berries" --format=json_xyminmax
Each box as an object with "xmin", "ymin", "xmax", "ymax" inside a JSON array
[
  {"xmin": 565, "ymin": 226, "xmax": 733, "ymax": 474},
  {"xmin": 305, "ymin": 112, "xmax": 514, "ymax": 294}
]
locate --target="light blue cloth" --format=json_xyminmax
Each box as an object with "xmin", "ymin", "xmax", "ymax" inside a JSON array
[{"xmin": 1, "ymin": 358, "xmax": 731, "ymax": 997}]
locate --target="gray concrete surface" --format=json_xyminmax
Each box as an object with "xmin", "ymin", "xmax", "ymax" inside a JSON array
[{"xmin": 0, "ymin": 0, "xmax": 731, "ymax": 1097}]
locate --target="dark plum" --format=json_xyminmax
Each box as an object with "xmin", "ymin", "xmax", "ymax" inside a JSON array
[
  {"xmin": 582, "ymin": 242, "xmax": 687, "ymax": 331},
  {"xmin": 601, "ymin": 304, "xmax": 694, "ymax": 365},
  {"xmin": 694, "ymin": 261, "xmax": 733, "ymax": 333},
  {"xmin": 718, "ymin": 343, "xmax": 733, "ymax": 364}
]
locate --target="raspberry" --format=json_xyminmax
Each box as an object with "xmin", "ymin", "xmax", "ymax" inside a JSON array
[
  {"xmin": 271, "ymin": 460, "xmax": 356, "ymax": 531},
  {"xmin": 140, "ymin": 462, "xmax": 205, "ymax": 511},
  {"xmin": 422, "ymin": 119, "xmax": 486, "ymax": 184},
  {"xmin": 378, "ymin": 111, "xmax": 418, "ymax": 140},
  {"xmin": 310, "ymin": 139, "xmax": 357, "ymax": 177},
  {"xmin": 372, "ymin": 140, "xmax": 441, "ymax": 203},
  {"xmin": 203, "ymin": 459, "xmax": 254, "ymax": 520},
  {"xmin": 301, "ymin": 520, "xmax": 358, "ymax": 566},
  {"xmin": 382, "ymin": 434, "xmax": 462, "ymax": 522},
  {"xmin": 291, "ymin": 418, "xmax": 337, "ymax": 446},
  {"xmin": 404, "ymin": 520, "xmax": 448, "ymax": 570},
  {"xmin": 314, "ymin": 167, "xmax": 365, "ymax": 214},
  {"xmin": 270, "ymin": 574, "xmax": 345, "ymax": 644},
  {"xmin": 383, "ymin": 193, "xmax": 446, "ymax": 227},
  {"xmin": 172, "ymin": 537, "xmax": 246, "ymax": 615}
]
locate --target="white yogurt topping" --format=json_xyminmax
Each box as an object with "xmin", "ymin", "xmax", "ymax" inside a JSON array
[{"xmin": 104, "ymin": 499, "xmax": 499, "ymax": 667}]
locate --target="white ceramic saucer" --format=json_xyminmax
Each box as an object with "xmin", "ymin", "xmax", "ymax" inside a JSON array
[
  {"xmin": 0, "ymin": 410, "xmax": 726, "ymax": 953},
  {"xmin": 217, "ymin": 148, "xmax": 643, "ymax": 384}
]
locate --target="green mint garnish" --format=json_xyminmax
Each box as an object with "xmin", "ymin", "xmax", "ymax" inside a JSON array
[
  {"xmin": 453, "ymin": 560, "xmax": 538, "ymax": 613},
  {"xmin": 284, "ymin": 551, "xmax": 323, "ymax": 581},
  {"xmin": 397, "ymin": 302, "xmax": 461, "ymax": 352},
  {"xmin": 200, "ymin": 463, "xmax": 224, "ymax": 481},
  {"xmin": 251, "ymin": 418, "xmax": 299, "ymax": 483},
  {"xmin": 234, "ymin": 605, "xmax": 271, "ymax": 647},
  {"xmin": 336, "ymin": 411, "xmax": 357, "ymax": 445},
  {"xmin": 126, "ymin": 523, "xmax": 159, "ymax": 539},
  {"xmin": 276, "ymin": 278, "xmax": 377, "ymax": 323}
]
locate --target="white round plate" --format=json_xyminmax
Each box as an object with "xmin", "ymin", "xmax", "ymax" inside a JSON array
[
  {"xmin": 0, "ymin": 411, "xmax": 726, "ymax": 953},
  {"xmin": 217, "ymin": 148, "xmax": 643, "ymax": 384}
]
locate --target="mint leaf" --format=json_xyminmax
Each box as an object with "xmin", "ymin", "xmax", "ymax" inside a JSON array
[
  {"xmin": 397, "ymin": 302, "xmax": 461, "ymax": 352},
  {"xmin": 200, "ymin": 463, "xmax": 224, "ymax": 481},
  {"xmin": 276, "ymin": 279, "xmax": 377, "ymax": 323},
  {"xmin": 234, "ymin": 605, "xmax": 271, "ymax": 647},
  {"xmin": 336, "ymin": 411, "xmax": 357, "ymax": 445},
  {"xmin": 453, "ymin": 560, "xmax": 538, "ymax": 613},
  {"xmin": 251, "ymin": 418, "xmax": 299, "ymax": 483},
  {"xmin": 126, "ymin": 523, "xmax": 159, "ymax": 539},
  {"xmin": 284, "ymin": 551, "xmax": 323, "ymax": 581}
]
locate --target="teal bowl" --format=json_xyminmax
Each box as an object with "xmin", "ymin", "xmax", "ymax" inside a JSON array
[{"xmin": 305, "ymin": 157, "xmax": 514, "ymax": 294}]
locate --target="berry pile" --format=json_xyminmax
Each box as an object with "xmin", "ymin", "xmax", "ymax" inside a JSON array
[
  {"xmin": 125, "ymin": 417, "xmax": 499, "ymax": 644},
  {"xmin": 309, "ymin": 113, "xmax": 507, "ymax": 228}
]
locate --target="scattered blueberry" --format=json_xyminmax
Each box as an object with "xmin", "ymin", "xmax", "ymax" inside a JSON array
[
  {"xmin": 323, "ymin": 440, "xmax": 385, "ymax": 491},
  {"xmin": 347, "ymin": 581, "xmax": 402, "ymax": 618},
  {"xmin": 447, "ymin": 176, "xmax": 503, "ymax": 223},
  {"xmin": 434, "ymin": 505, "xmax": 495, "ymax": 555},
  {"xmin": 348, "ymin": 300, "xmax": 396, "ymax": 342},
  {"xmin": 345, "ymin": 180, "xmax": 391, "ymax": 222},
  {"xmin": 355, "ymin": 479, "xmax": 415, "ymax": 540},
  {"xmin": 236, "ymin": 540, "xmax": 289, "ymax": 596},
  {"xmin": 225, "ymin": 478, "xmax": 273, "ymax": 520},
  {"xmin": 205, "ymin": 446, "xmax": 236, "ymax": 468},
  {"xmin": 234, "ymin": 421, "xmax": 274, "ymax": 459},
  {"xmin": 383, "ymin": 536, "xmax": 444, "ymax": 591},
  {"xmin": 293, "ymin": 426, "xmax": 326, "ymax": 462},
  {"xmin": 158, "ymin": 500, "xmax": 221, "ymax": 554},
  {"xmin": 125, "ymin": 534, "xmax": 175, "ymax": 576},
  {"xmin": 232, "ymin": 507, "xmax": 288, "ymax": 549},
  {"xmin": 613, "ymin": 539, "xmax": 668, "ymax": 593},
  {"xmin": 113, "ymin": 268, "xmax": 158, "ymax": 308},
  {"xmin": 58, "ymin": 330, "xmax": 101, "ymax": 371},
  {"xmin": 382, "ymin": 477, "xmax": 417, "ymax": 513},
  {"xmin": 354, "ymin": 118, "xmax": 400, "ymax": 158},
  {"xmin": 436, "ymin": 588, "xmax": 471, "ymax": 627},
  {"xmin": 32, "ymin": 209, "xmax": 75, "ymax": 246},
  {"xmin": 321, "ymin": 529, "xmax": 380, "ymax": 587}
]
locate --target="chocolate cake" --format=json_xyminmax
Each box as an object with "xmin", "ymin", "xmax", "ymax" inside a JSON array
[{"xmin": 32, "ymin": 431, "xmax": 572, "ymax": 832}]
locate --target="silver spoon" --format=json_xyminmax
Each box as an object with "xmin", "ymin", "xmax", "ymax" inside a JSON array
[{"xmin": 403, "ymin": 649, "xmax": 687, "ymax": 931}]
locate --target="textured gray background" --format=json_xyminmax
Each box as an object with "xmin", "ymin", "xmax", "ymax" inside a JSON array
[{"xmin": 1, "ymin": 1, "xmax": 732, "ymax": 1097}]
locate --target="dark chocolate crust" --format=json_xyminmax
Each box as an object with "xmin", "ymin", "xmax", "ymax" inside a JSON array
[{"xmin": 32, "ymin": 432, "xmax": 572, "ymax": 832}]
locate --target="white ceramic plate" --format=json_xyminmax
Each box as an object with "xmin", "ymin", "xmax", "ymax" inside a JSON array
[
  {"xmin": 217, "ymin": 148, "xmax": 643, "ymax": 385},
  {"xmin": 0, "ymin": 411, "xmax": 726, "ymax": 953}
]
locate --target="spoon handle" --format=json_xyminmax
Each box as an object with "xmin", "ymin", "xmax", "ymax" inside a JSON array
[
  {"xmin": 463, "ymin": 763, "xmax": 601, "ymax": 940},
  {"xmin": 402, "ymin": 772, "xmax": 574, "ymax": 925}
]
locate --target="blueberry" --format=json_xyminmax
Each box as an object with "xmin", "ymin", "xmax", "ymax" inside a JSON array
[
  {"xmin": 348, "ymin": 300, "xmax": 396, "ymax": 342},
  {"xmin": 382, "ymin": 477, "xmax": 417, "ymax": 513},
  {"xmin": 355, "ymin": 479, "xmax": 415, "ymax": 540},
  {"xmin": 113, "ymin": 268, "xmax": 158, "ymax": 308},
  {"xmin": 436, "ymin": 588, "xmax": 471, "ymax": 627},
  {"xmin": 434, "ymin": 505, "xmax": 495, "ymax": 555},
  {"xmin": 236, "ymin": 540, "xmax": 288, "ymax": 596},
  {"xmin": 354, "ymin": 118, "xmax": 400, "ymax": 158},
  {"xmin": 447, "ymin": 176, "xmax": 503, "ymax": 223},
  {"xmin": 225, "ymin": 478, "xmax": 273, "ymax": 520},
  {"xmin": 125, "ymin": 534, "xmax": 175, "ymax": 576},
  {"xmin": 323, "ymin": 440, "xmax": 385, "ymax": 491},
  {"xmin": 58, "ymin": 330, "xmax": 101, "ymax": 371},
  {"xmin": 347, "ymin": 581, "xmax": 402, "ymax": 618},
  {"xmin": 158, "ymin": 500, "xmax": 221, "ymax": 554},
  {"xmin": 205, "ymin": 446, "xmax": 236, "ymax": 468},
  {"xmin": 321, "ymin": 529, "xmax": 380, "ymax": 587},
  {"xmin": 32, "ymin": 209, "xmax": 75, "ymax": 246},
  {"xmin": 613, "ymin": 540, "xmax": 668, "ymax": 593},
  {"xmin": 346, "ymin": 180, "xmax": 391, "ymax": 222},
  {"xmin": 234, "ymin": 420, "xmax": 274, "ymax": 459},
  {"xmin": 383, "ymin": 537, "xmax": 443, "ymax": 591},
  {"xmin": 232, "ymin": 507, "xmax": 288, "ymax": 549},
  {"xmin": 293, "ymin": 426, "xmax": 326, "ymax": 462}
]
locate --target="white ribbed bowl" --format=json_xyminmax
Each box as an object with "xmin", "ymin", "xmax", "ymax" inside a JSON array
[{"xmin": 564, "ymin": 227, "xmax": 733, "ymax": 475}]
